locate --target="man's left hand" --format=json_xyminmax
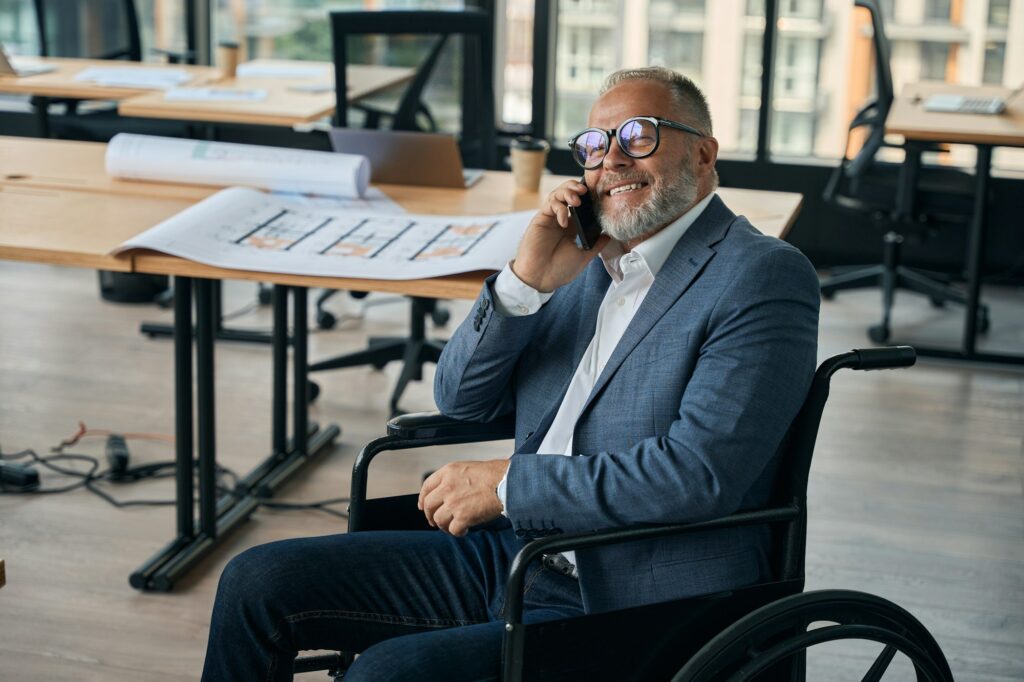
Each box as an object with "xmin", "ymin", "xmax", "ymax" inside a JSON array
[{"xmin": 418, "ymin": 459, "xmax": 510, "ymax": 537}]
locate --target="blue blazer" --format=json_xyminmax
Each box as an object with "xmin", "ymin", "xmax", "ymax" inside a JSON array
[{"xmin": 434, "ymin": 195, "xmax": 820, "ymax": 614}]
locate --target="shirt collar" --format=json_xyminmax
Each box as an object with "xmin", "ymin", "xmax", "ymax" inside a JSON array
[{"xmin": 600, "ymin": 191, "xmax": 716, "ymax": 282}]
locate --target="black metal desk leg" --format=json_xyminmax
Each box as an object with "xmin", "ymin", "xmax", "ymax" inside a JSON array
[
  {"xmin": 273, "ymin": 285, "xmax": 289, "ymax": 455},
  {"xmin": 175, "ymin": 277, "xmax": 195, "ymax": 538},
  {"xmin": 195, "ymin": 278, "xmax": 218, "ymax": 538},
  {"xmin": 129, "ymin": 276, "xmax": 196, "ymax": 590},
  {"xmin": 293, "ymin": 287, "xmax": 309, "ymax": 457},
  {"xmin": 962, "ymin": 145, "xmax": 991, "ymax": 356}
]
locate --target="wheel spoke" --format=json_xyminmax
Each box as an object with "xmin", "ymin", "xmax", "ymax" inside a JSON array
[{"xmin": 861, "ymin": 644, "xmax": 898, "ymax": 682}]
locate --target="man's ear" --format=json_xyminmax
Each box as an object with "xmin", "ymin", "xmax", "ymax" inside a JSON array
[{"xmin": 696, "ymin": 136, "xmax": 719, "ymax": 173}]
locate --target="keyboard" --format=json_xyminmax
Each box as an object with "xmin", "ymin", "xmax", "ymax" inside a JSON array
[{"xmin": 923, "ymin": 94, "xmax": 1006, "ymax": 115}]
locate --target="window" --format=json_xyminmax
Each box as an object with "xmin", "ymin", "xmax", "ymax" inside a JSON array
[
  {"xmin": 924, "ymin": 0, "xmax": 952, "ymax": 23},
  {"xmin": 920, "ymin": 42, "xmax": 949, "ymax": 81},
  {"xmin": 988, "ymin": 0, "xmax": 1011, "ymax": 27},
  {"xmin": 551, "ymin": 1, "xmax": 765, "ymax": 155},
  {"xmin": 983, "ymin": 42, "xmax": 1006, "ymax": 85},
  {"xmin": 0, "ymin": 0, "xmax": 38, "ymax": 55}
]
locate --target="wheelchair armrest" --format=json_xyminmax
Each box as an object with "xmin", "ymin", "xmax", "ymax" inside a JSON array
[
  {"xmin": 386, "ymin": 411, "xmax": 516, "ymax": 442},
  {"xmin": 503, "ymin": 505, "xmax": 801, "ymax": 625},
  {"xmin": 349, "ymin": 412, "xmax": 516, "ymax": 531}
]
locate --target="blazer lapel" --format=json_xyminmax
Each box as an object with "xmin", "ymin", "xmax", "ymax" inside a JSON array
[{"xmin": 575, "ymin": 195, "xmax": 736, "ymax": 420}]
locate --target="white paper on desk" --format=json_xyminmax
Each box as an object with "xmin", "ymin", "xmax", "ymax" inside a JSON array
[
  {"xmin": 236, "ymin": 63, "xmax": 330, "ymax": 79},
  {"xmin": 164, "ymin": 87, "xmax": 267, "ymax": 101},
  {"xmin": 106, "ymin": 134, "xmax": 370, "ymax": 198},
  {"xmin": 112, "ymin": 187, "xmax": 532, "ymax": 280},
  {"xmin": 73, "ymin": 66, "xmax": 193, "ymax": 89},
  {"xmin": 270, "ymin": 187, "xmax": 405, "ymax": 214}
]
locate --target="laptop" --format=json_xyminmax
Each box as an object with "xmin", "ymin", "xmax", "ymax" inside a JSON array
[
  {"xmin": 0, "ymin": 44, "xmax": 56, "ymax": 78},
  {"xmin": 328, "ymin": 127, "xmax": 484, "ymax": 189},
  {"xmin": 923, "ymin": 93, "xmax": 1006, "ymax": 115}
]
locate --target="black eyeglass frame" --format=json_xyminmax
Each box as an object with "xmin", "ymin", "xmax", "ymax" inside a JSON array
[{"xmin": 567, "ymin": 116, "xmax": 707, "ymax": 170}]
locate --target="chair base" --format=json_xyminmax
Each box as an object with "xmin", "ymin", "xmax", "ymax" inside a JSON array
[
  {"xmin": 819, "ymin": 232, "xmax": 990, "ymax": 344},
  {"xmin": 310, "ymin": 297, "xmax": 447, "ymax": 415}
]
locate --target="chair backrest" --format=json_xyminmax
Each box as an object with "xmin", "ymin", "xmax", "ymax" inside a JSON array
[
  {"xmin": 328, "ymin": 9, "xmax": 497, "ymax": 169},
  {"xmin": 33, "ymin": 0, "xmax": 141, "ymax": 61},
  {"xmin": 844, "ymin": 0, "xmax": 894, "ymax": 179},
  {"xmin": 822, "ymin": 0, "xmax": 896, "ymax": 208}
]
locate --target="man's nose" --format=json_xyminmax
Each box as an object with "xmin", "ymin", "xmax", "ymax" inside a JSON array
[{"xmin": 602, "ymin": 135, "xmax": 634, "ymax": 170}]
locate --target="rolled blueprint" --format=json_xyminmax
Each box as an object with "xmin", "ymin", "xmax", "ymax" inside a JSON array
[{"xmin": 105, "ymin": 133, "xmax": 370, "ymax": 198}]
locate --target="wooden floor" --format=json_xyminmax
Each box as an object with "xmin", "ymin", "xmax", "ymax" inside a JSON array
[{"xmin": 0, "ymin": 261, "xmax": 1021, "ymax": 681}]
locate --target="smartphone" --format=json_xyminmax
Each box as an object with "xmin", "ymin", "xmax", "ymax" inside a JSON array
[{"xmin": 566, "ymin": 180, "xmax": 601, "ymax": 250}]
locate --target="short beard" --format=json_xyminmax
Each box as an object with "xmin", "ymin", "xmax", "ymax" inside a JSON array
[{"xmin": 595, "ymin": 169, "xmax": 700, "ymax": 243}]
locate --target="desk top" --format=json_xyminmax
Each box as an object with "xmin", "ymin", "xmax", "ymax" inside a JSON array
[
  {"xmin": 0, "ymin": 185, "xmax": 186, "ymax": 271},
  {"xmin": 888, "ymin": 82, "xmax": 1024, "ymax": 147},
  {"xmin": 0, "ymin": 57, "xmax": 220, "ymax": 100},
  {"xmin": 117, "ymin": 61, "xmax": 413, "ymax": 126},
  {"xmin": 0, "ymin": 137, "xmax": 802, "ymax": 295}
]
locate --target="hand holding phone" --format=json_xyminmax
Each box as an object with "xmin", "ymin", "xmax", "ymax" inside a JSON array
[{"xmin": 566, "ymin": 179, "xmax": 602, "ymax": 250}]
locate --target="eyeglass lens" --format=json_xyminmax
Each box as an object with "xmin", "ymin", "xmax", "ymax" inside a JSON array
[{"xmin": 572, "ymin": 118, "xmax": 659, "ymax": 168}]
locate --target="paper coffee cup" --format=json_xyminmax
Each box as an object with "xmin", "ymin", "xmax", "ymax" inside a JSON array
[
  {"xmin": 217, "ymin": 42, "xmax": 240, "ymax": 79},
  {"xmin": 510, "ymin": 136, "xmax": 550, "ymax": 192}
]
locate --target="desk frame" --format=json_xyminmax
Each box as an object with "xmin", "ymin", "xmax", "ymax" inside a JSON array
[
  {"xmin": 130, "ymin": 279, "xmax": 340, "ymax": 591},
  {"xmin": 895, "ymin": 142, "xmax": 1022, "ymax": 367}
]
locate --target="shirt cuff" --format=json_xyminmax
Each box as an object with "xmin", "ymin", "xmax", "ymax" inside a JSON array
[
  {"xmin": 492, "ymin": 262, "xmax": 553, "ymax": 317},
  {"xmin": 496, "ymin": 467, "xmax": 509, "ymax": 518}
]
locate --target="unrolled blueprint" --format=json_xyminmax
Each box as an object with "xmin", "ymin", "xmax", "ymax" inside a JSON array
[{"xmin": 113, "ymin": 187, "xmax": 533, "ymax": 280}]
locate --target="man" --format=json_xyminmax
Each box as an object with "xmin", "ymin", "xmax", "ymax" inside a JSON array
[{"xmin": 201, "ymin": 66, "xmax": 819, "ymax": 681}]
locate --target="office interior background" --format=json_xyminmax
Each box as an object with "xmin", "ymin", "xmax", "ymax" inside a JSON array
[{"xmin": 0, "ymin": 0, "xmax": 1022, "ymax": 680}]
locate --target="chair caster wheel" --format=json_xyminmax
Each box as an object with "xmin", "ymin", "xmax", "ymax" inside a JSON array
[
  {"xmin": 257, "ymin": 285, "xmax": 273, "ymax": 306},
  {"xmin": 308, "ymin": 381, "xmax": 320, "ymax": 403},
  {"xmin": 317, "ymin": 310, "xmax": 336, "ymax": 330},
  {"xmin": 431, "ymin": 308, "xmax": 450, "ymax": 327},
  {"xmin": 929, "ymin": 296, "xmax": 946, "ymax": 308},
  {"xmin": 820, "ymin": 289, "xmax": 836, "ymax": 301},
  {"xmin": 868, "ymin": 324, "xmax": 890, "ymax": 343}
]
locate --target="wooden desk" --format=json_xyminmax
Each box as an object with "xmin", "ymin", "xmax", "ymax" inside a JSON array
[
  {"xmin": 0, "ymin": 185, "xmax": 185, "ymax": 272},
  {"xmin": 888, "ymin": 82, "xmax": 1024, "ymax": 147},
  {"xmin": 887, "ymin": 83, "xmax": 1024, "ymax": 365},
  {"xmin": 117, "ymin": 60, "xmax": 414, "ymax": 126},
  {"xmin": 0, "ymin": 57, "xmax": 220, "ymax": 100}
]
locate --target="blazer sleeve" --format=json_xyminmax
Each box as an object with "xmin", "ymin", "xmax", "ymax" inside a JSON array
[
  {"xmin": 503, "ymin": 245, "xmax": 821, "ymax": 536},
  {"xmin": 433, "ymin": 272, "xmax": 547, "ymax": 422}
]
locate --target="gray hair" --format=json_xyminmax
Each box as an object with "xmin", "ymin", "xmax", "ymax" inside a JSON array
[{"xmin": 599, "ymin": 66, "xmax": 713, "ymax": 136}]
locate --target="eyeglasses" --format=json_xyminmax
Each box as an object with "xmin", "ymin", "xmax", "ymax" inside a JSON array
[{"xmin": 567, "ymin": 116, "xmax": 706, "ymax": 170}]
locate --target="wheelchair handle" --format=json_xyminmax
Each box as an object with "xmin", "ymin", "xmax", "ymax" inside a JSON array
[
  {"xmin": 817, "ymin": 346, "xmax": 915, "ymax": 378},
  {"xmin": 850, "ymin": 346, "xmax": 916, "ymax": 370}
]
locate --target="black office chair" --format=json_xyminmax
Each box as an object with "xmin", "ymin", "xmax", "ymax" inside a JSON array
[
  {"xmin": 294, "ymin": 346, "xmax": 952, "ymax": 680},
  {"xmin": 32, "ymin": 0, "xmax": 193, "ymax": 138},
  {"xmin": 821, "ymin": 0, "xmax": 988, "ymax": 344},
  {"xmin": 309, "ymin": 9, "xmax": 497, "ymax": 416}
]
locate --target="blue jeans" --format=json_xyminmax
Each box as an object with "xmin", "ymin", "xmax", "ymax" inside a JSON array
[{"xmin": 201, "ymin": 525, "xmax": 584, "ymax": 681}]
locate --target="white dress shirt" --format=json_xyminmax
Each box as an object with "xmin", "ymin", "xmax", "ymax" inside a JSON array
[{"xmin": 492, "ymin": 192, "xmax": 715, "ymax": 570}]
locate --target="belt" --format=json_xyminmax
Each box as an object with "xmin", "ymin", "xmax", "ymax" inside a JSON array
[{"xmin": 542, "ymin": 553, "xmax": 578, "ymax": 579}]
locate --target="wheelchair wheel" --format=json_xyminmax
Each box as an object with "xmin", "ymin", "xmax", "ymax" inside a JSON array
[{"xmin": 672, "ymin": 589, "xmax": 953, "ymax": 682}]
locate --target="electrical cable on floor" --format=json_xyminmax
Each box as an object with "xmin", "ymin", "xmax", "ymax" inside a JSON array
[{"xmin": 0, "ymin": 423, "xmax": 349, "ymax": 518}]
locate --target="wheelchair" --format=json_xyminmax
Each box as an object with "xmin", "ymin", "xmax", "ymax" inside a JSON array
[{"xmin": 294, "ymin": 346, "xmax": 954, "ymax": 681}]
